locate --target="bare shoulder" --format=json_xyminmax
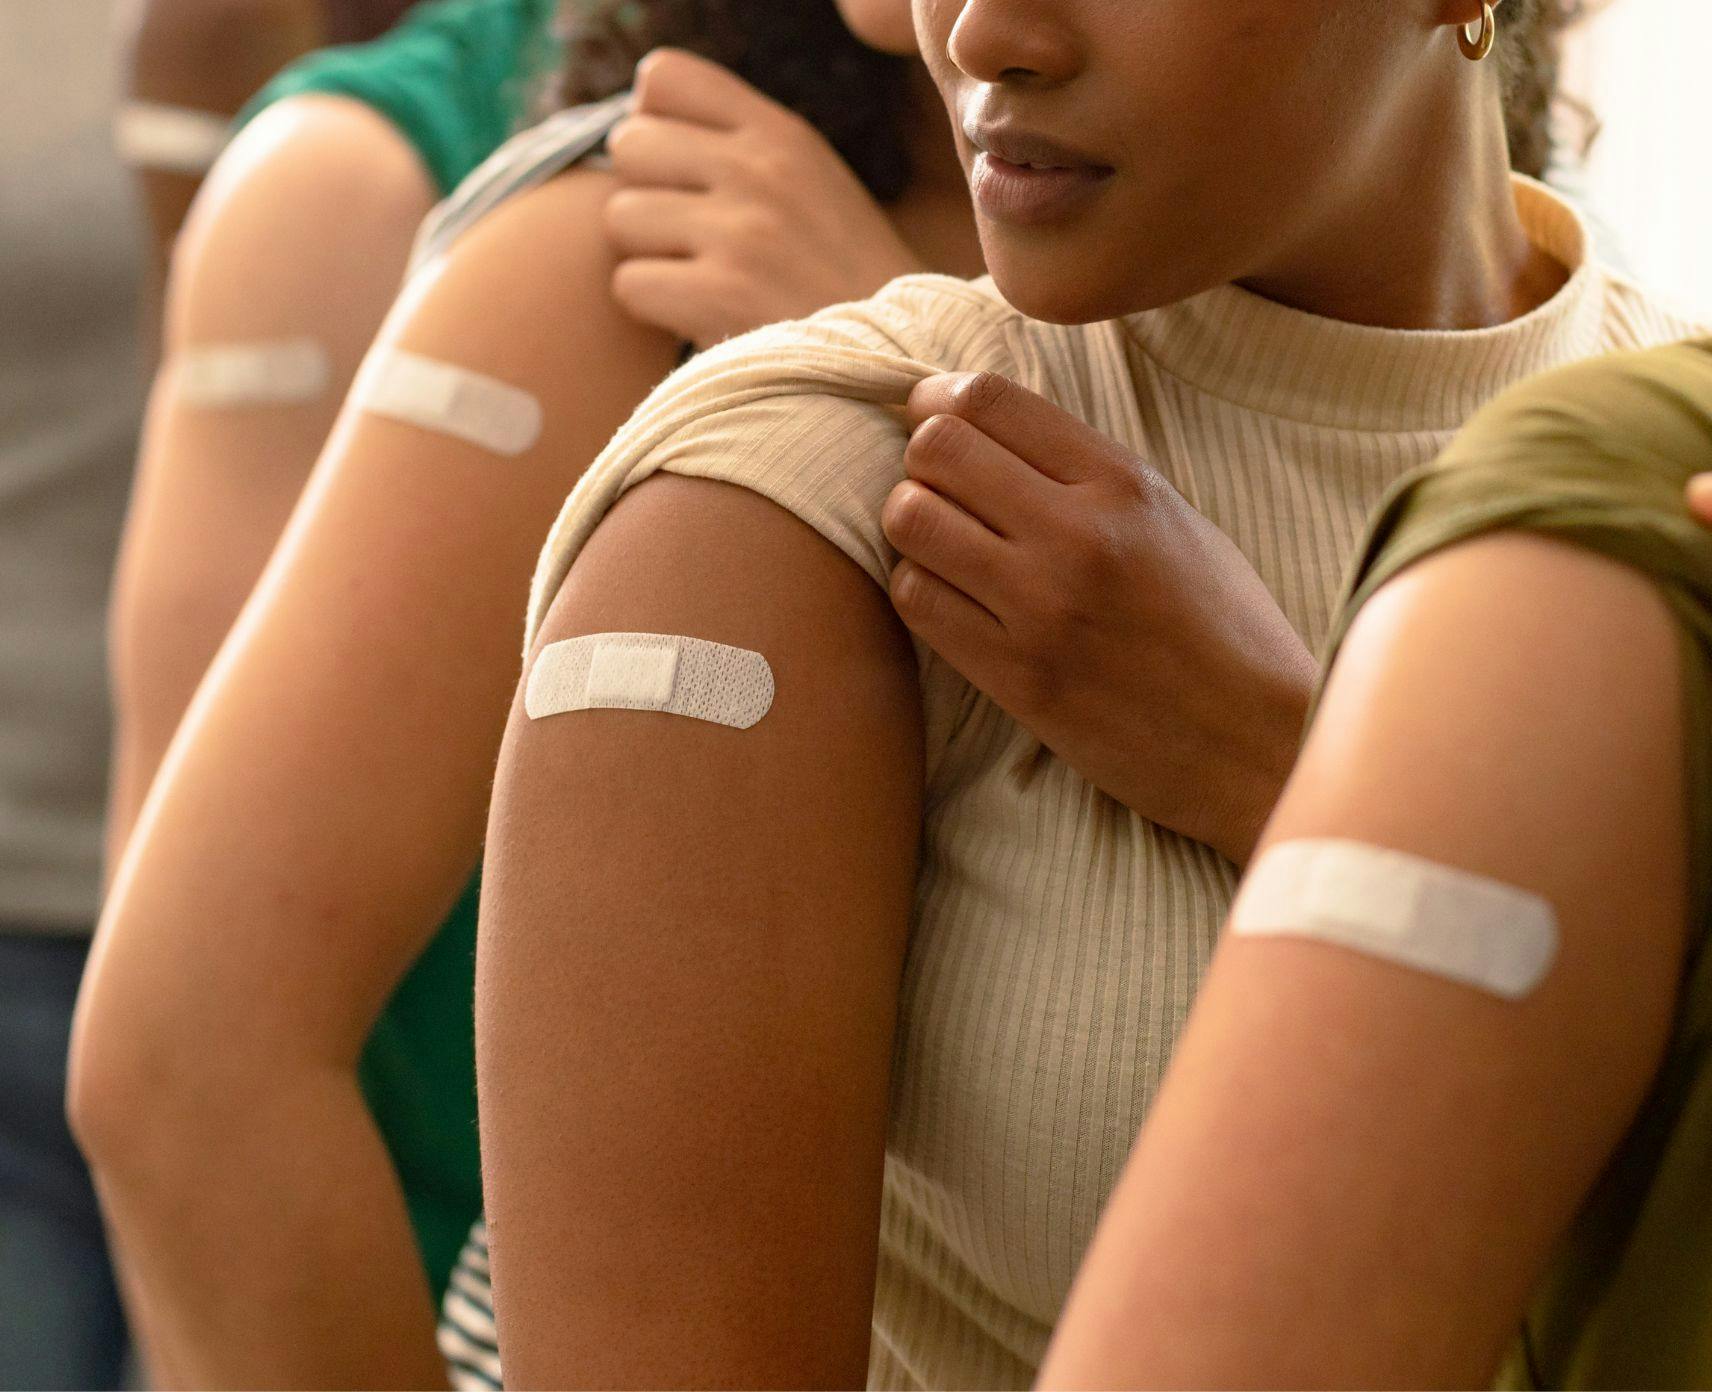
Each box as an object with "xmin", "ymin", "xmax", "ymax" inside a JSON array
[
  {"xmin": 1301, "ymin": 528, "xmax": 1687, "ymax": 949},
  {"xmin": 167, "ymin": 94, "xmax": 434, "ymax": 342},
  {"xmin": 384, "ymin": 164, "xmax": 681, "ymax": 385}
]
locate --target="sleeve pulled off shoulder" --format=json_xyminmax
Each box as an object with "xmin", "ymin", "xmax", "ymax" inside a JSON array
[
  {"xmin": 1330, "ymin": 337, "xmax": 1712, "ymax": 660},
  {"xmin": 523, "ymin": 275, "xmax": 1019, "ymax": 651}
]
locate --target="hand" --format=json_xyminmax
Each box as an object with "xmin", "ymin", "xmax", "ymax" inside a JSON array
[
  {"xmin": 602, "ymin": 48, "xmax": 925, "ymax": 350},
  {"xmin": 1688, "ymin": 473, "xmax": 1712, "ymax": 524},
  {"xmin": 880, "ymin": 373, "xmax": 1317, "ymax": 866}
]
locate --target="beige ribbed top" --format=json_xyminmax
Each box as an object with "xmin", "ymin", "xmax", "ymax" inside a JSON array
[{"xmin": 524, "ymin": 177, "xmax": 1702, "ymax": 1390}]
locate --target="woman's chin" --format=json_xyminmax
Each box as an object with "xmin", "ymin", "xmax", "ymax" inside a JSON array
[
  {"xmin": 986, "ymin": 256, "xmax": 1138, "ymax": 327},
  {"xmin": 986, "ymin": 243, "xmax": 1223, "ymax": 326}
]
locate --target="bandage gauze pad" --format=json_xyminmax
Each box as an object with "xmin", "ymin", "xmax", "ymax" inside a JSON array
[
  {"xmin": 1230, "ymin": 839, "xmax": 1557, "ymax": 999},
  {"xmin": 114, "ymin": 102, "xmax": 229, "ymax": 173},
  {"xmin": 526, "ymin": 633, "xmax": 774, "ymax": 730},
  {"xmin": 353, "ymin": 349, "xmax": 542, "ymax": 455},
  {"xmin": 177, "ymin": 340, "xmax": 331, "ymax": 407}
]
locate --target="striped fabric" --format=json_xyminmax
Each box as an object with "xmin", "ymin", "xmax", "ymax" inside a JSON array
[
  {"xmin": 511, "ymin": 174, "xmax": 1704, "ymax": 1390},
  {"xmin": 439, "ymin": 1220, "xmax": 501, "ymax": 1391},
  {"xmin": 409, "ymin": 91, "xmax": 630, "ymax": 272}
]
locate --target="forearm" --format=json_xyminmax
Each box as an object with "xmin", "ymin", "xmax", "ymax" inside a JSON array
[
  {"xmin": 1194, "ymin": 638, "xmax": 1316, "ymax": 867},
  {"xmin": 93, "ymin": 1066, "xmax": 446, "ymax": 1389}
]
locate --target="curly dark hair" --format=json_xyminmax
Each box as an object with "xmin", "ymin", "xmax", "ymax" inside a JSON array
[
  {"xmin": 548, "ymin": 0, "xmax": 914, "ymax": 201},
  {"xmin": 1498, "ymin": 0, "xmax": 1592, "ymax": 178}
]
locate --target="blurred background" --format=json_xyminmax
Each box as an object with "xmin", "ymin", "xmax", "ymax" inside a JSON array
[{"xmin": 1561, "ymin": 0, "xmax": 1712, "ymax": 316}]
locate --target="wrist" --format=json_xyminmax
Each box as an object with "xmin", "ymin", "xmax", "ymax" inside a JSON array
[{"xmin": 1205, "ymin": 648, "xmax": 1316, "ymax": 868}]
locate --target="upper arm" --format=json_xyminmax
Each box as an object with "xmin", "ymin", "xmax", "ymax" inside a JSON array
[
  {"xmin": 84, "ymin": 164, "xmax": 681, "ymax": 1113},
  {"xmin": 1044, "ymin": 531, "xmax": 1690, "ymax": 1389},
  {"xmin": 110, "ymin": 93, "xmax": 435, "ymax": 852},
  {"xmin": 122, "ymin": 0, "xmax": 327, "ymax": 276},
  {"xmin": 478, "ymin": 473, "xmax": 923, "ymax": 1388}
]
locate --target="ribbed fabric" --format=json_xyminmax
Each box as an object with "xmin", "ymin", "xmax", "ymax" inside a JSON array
[{"xmin": 518, "ymin": 177, "xmax": 1703, "ymax": 1390}]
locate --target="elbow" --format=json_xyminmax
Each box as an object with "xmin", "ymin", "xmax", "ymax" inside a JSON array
[
  {"xmin": 65, "ymin": 928, "xmax": 219, "ymax": 1196},
  {"xmin": 64, "ymin": 952, "xmax": 169, "ymax": 1183}
]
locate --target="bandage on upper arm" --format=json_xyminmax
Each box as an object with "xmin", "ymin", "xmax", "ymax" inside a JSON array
[
  {"xmin": 526, "ymin": 632, "xmax": 775, "ymax": 730},
  {"xmin": 1231, "ymin": 839, "xmax": 1559, "ymax": 1000}
]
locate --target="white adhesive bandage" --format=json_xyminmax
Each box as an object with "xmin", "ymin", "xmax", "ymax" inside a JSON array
[
  {"xmin": 525, "ymin": 633, "xmax": 774, "ymax": 730},
  {"xmin": 177, "ymin": 340, "xmax": 332, "ymax": 407},
  {"xmin": 352, "ymin": 349, "xmax": 542, "ymax": 456},
  {"xmin": 114, "ymin": 102, "xmax": 230, "ymax": 174},
  {"xmin": 1230, "ymin": 839, "xmax": 1558, "ymax": 1000}
]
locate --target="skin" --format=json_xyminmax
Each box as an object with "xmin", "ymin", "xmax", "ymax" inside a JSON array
[
  {"xmin": 122, "ymin": 0, "xmax": 329, "ymax": 306},
  {"xmin": 481, "ymin": 0, "xmax": 1582, "ymax": 1385},
  {"xmin": 1688, "ymin": 472, "xmax": 1712, "ymax": 520},
  {"xmin": 72, "ymin": 5, "xmax": 979, "ymax": 1385},
  {"xmin": 875, "ymin": 0, "xmax": 1567, "ymax": 865},
  {"xmin": 108, "ymin": 94, "xmax": 436, "ymax": 866},
  {"xmin": 882, "ymin": 372, "xmax": 1314, "ymax": 865},
  {"xmin": 1040, "ymin": 532, "xmax": 1688, "ymax": 1388},
  {"xmin": 121, "ymin": 0, "xmax": 418, "ymax": 304}
]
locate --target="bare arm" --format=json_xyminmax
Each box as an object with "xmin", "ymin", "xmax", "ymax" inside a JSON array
[
  {"xmin": 72, "ymin": 170, "xmax": 681, "ymax": 1387},
  {"xmin": 1041, "ymin": 532, "xmax": 1689, "ymax": 1388},
  {"xmin": 480, "ymin": 474, "xmax": 923, "ymax": 1387},
  {"xmin": 106, "ymin": 94, "xmax": 433, "ymax": 865},
  {"xmin": 121, "ymin": 0, "xmax": 327, "ymax": 296}
]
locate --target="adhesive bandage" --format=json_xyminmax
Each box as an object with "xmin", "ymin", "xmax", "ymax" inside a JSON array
[
  {"xmin": 525, "ymin": 633, "xmax": 774, "ymax": 730},
  {"xmin": 352, "ymin": 349, "xmax": 542, "ymax": 456},
  {"xmin": 177, "ymin": 340, "xmax": 332, "ymax": 407},
  {"xmin": 1230, "ymin": 839, "xmax": 1558, "ymax": 1000},
  {"xmin": 114, "ymin": 103, "xmax": 230, "ymax": 174}
]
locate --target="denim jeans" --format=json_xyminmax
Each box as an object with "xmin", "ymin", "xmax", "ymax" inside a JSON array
[{"xmin": 0, "ymin": 931, "xmax": 127, "ymax": 1390}]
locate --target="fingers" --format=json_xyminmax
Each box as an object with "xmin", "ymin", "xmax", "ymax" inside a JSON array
[
  {"xmin": 610, "ymin": 258, "xmax": 721, "ymax": 345},
  {"xmin": 633, "ymin": 48, "xmax": 775, "ymax": 131},
  {"xmin": 882, "ymin": 480, "xmax": 1013, "ymax": 605},
  {"xmin": 607, "ymin": 114, "xmax": 721, "ymax": 192},
  {"xmin": 888, "ymin": 557, "xmax": 1008, "ymax": 662},
  {"xmin": 905, "ymin": 371, "xmax": 1132, "ymax": 486},
  {"xmin": 602, "ymin": 186, "xmax": 709, "ymax": 259},
  {"xmin": 904, "ymin": 412, "xmax": 1053, "ymax": 539},
  {"xmin": 1688, "ymin": 473, "xmax": 1712, "ymax": 525}
]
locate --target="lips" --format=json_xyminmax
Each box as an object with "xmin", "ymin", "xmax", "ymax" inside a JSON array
[
  {"xmin": 961, "ymin": 117, "xmax": 1114, "ymax": 227},
  {"xmin": 964, "ymin": 123, "xmax": 1107, "ymax": 174}
]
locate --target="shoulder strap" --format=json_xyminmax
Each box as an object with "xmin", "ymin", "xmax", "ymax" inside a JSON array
[{"xmin": 409, "ymin": 90, "xmax": 632, "ymax": 271}]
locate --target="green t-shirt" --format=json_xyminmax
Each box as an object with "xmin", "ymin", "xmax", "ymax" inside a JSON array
[
  {"xmin": 1326, "ymin": 339, "xmax": 1712, "ymax": 1389},
  {"xmin": 240, "ymin": 0, "xmax": 558, "ymax": 195},
  {"xmin": 238, "ymin": 0, "xmax": 557, "ymax": 1304}
]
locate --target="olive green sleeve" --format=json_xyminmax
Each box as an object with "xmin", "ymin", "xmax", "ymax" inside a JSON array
[{"xmin": 1321, "ymin": 338, "xmax": 1712, "ymax": 1391}]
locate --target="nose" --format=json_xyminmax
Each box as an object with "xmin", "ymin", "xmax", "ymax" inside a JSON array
[{"xmin": 946, "ymin": 0, "xmax": 1082, "ymax": 86}]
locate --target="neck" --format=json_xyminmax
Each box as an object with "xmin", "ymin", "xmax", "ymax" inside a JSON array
[{"xmin": 1239, "ymin": 74, "xmax": 1567, "ymax": 331}]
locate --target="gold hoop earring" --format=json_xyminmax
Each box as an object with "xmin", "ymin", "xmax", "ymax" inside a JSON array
[{"xmin": 1458, "ymin": 3, "xmax": 1496, "ymax": 61}]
